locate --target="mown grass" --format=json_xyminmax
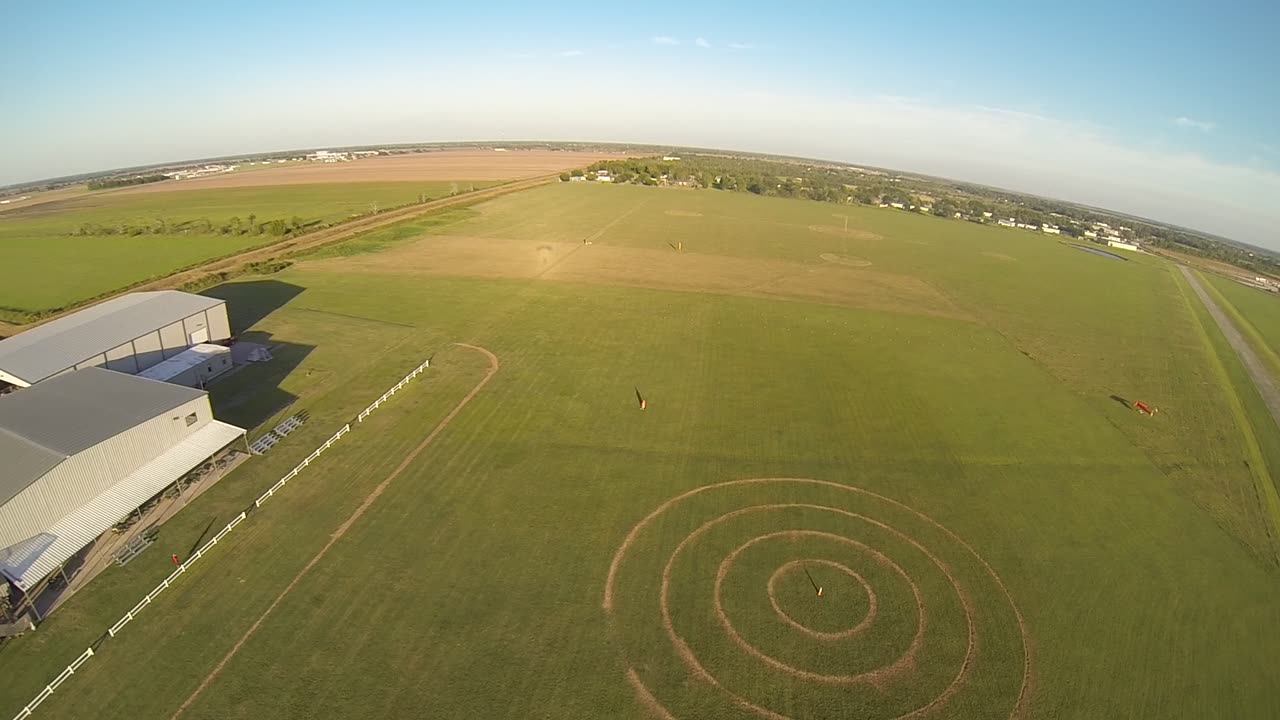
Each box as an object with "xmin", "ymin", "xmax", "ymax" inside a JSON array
[
  {"xmin": 0, "ymin": 181, "xmax": 496, "ymax": 315},
  {"xmin": 1, "ymin": 184, "xmax": 1278, "ymax": 719},
  {"xmin": 1202, "ymin": 272, "xmax": 1280, "ymax": 379}
]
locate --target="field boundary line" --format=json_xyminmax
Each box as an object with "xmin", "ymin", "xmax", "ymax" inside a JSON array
[
  {"xmin": 170, "ymin": 343, "xmax": 499, "ymax": 719},
  {"xmin": 1175, "ymin": 266, "xmax": 1280, "ymax": 562},
  {"xmin": 1197, "ymin": 274, "xmax": 1280, "ymax": 385},
  {"xmin": 7, "ymin": 352, "xmax": 450, "ymax": 720},
  {"xmin": 4, "ymin": 175, "xmax": 557, "ymax": 331}
]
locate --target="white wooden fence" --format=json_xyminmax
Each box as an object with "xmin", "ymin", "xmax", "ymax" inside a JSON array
[
  {"xmin": 9, "ymin": 648, "xmax": 93, "ymax": 720},
  {"xmin": 9, "ymin": 358, "xmax": 431, "ymax": 720},
  {"xmin": 358, "ymin": 358, "xmax": 429, "ymax": 422},
  {"xmin": 254, "ymin": 424, "xmax": 349, "ymax": 508}
]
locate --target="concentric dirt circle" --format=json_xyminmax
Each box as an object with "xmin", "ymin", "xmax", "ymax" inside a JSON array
[
  {"xmin": 807, "ymin": 225, "xmax": 883, "ymax": 240},
  {"xmin": 603, "ymin": 478, "xmax": 1031, "ymax": 719},
  {"xmin": 820, "ymin": 253, "xmax": 872, "ymax": 267}
]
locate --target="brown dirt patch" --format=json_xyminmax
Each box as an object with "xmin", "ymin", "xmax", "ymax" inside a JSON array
[
  {"xmin": 981, "ymin": 251, "xmax": 1017, "ymax": 262},
  {"xmin": 807, "ymin": 224, "xmax": 883, "ymax": 241},
  {"xmin": 116, "ymin": 150, "xmax": 624, "ymax": 194},
  {"xmin": 820, "ymin": 253, "xmax": 872, "ymax": 267},
  {"xmin": 309, "ymin": 239, "xmax": 970, "ymax": 321},
  {"xmin": 664, "ymin": 209, "xmax": 703, "ymax": 217}
]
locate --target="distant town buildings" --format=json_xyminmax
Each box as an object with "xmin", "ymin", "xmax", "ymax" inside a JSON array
[
  {"xmin": 164, "ymin": 165, "xmax": 236, "ymax": 181},
  {"xmin": 306, "ymin": 150, "xmax": 350, "ymax": 163},
  {"xmin": 1107, "ymin": 239, "xmax": 1139, "ymax": 252},
  {"xmin": 1041, "ymin": 224, "xmax": 1061, "ymax": 235}
]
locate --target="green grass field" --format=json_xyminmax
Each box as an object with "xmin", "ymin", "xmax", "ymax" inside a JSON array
[
  {"xmin": 0, "ymin": 180, "xmax": 496, "ymax": 316},
  {"xmin": 1202, "ymin": 273, "xmax": 1280, "ymax": 376},
  {"xmin": 1, "ymin": 183, "xmax": 1278, "ymax": 719}
]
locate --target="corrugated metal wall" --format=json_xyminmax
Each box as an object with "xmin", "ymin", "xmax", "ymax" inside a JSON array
[
  {"xmin": 207, "ymin": 304, "xmax": 231, "ymax": 340},
  {"xmin": 132, "ymin": 332, "xmax": 165, "ymax": 369},
  {"xmin": 158, "ymin": 321, "xmax": 187, "ymax": 360},
  {"xmin": 49, "ymin": 302, "xmax": 231, "ymax": 379},
  {"xmin": 0, "ymin": 396, "xmax": 213, "ymax": 549}
]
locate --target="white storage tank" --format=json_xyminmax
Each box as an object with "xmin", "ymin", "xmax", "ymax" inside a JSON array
[{"xmin": 136, "ymin": 344, "xmax": 232, "ymax": 388}]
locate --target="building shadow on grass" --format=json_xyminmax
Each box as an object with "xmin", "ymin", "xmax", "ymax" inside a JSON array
[
  {"xmin": 208, "ymin": 332, "xmax": 313, "ymax": 432},
  {"xmin": 201, "ymin": 279, "xmax": 306, "ymax": 331}
]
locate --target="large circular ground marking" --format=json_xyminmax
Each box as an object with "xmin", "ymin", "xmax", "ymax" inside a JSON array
[{"xmin": 603, "ymin": 478, "xmax": 1032, "ymax": 720}]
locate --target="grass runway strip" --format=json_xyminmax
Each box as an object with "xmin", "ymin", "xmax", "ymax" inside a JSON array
[{"xmin": 171, "ymin": 344, "xmax": 499, "ymax": 719}]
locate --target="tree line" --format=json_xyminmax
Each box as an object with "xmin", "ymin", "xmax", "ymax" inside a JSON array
[
  {"xmin": 75, "ymin": 213, "xmax": 313, "ymax": 238},
  {"xmin": 561, "ymin": 153, "xmax": 1280, "ymax": 276},
  {"xmin": 86, "ymin": 174, "xmax": 169, "ymax": 190}
]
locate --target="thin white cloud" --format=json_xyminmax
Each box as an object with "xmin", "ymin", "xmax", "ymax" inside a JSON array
[
  {"xmin": 695, "ymin": 37, "xmax": 712, "ymax": 48},
  {"xmin": 728, "ymin": 42, "xmax": 753, "ymax": 50},
  {"xmin": 558, "ymin": 49, "xmax": 584, "ymax": 57},
  {"xmin": 652, "ymin": 36, "xmax": 679, "ymax": 45},
  {"xmin": 1174, "ymin": 116, "xmax": 1215, "ymax": 132},
  {"xmin": 976, "ymin": 105, "xmax": 1049, "ymax": 123}
]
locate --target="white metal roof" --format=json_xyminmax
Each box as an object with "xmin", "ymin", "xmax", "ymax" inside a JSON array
[
  {"xmin": 0, "ymin": 420, "xmax": 244, "ymax": 590},
  {"xmin": 0, "ymin": 367, "xmax": 206, "ymax": 505},
  {"xmin": 0, "ymin": 291, "xmax": 225, "ymax": 386},
  {"xmin": 137, "ymin": 344, "xmax": 230, "ymax": 382}
]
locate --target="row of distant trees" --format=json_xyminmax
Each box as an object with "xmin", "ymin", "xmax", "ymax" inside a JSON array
[
  {"xmin": 75, "ymin": 214, "xmax": 311, "ymax": 238},
  {"xmin": 562, "ymin": 153, "xmax": 1280, "ymax": 275},
  {"xmin": 86, "ymin": 174, "xmax": 168, "ymax": 190}
]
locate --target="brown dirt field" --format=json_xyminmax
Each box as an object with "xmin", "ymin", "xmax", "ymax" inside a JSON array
[
  {"xmin": 3, "ymin": 176, "xmax": 554, "ymax": 333},
  {"xmin": 315, "ymin": 237, "xmax": 969, "ymax": 322},
  {"xmin": 117, "ymin": 150, "xmax": 624, "ymax": 194},
  {"xmin": 664, "ymin": 210, "xmax": 703, "ymax": 217},
  {"xmin": 820, "ymin": 253, "xmax": 873, "ymax": 267},
  {"xmin": 0, "ymin": 186, "xmax": 90, "ymax": 215}
]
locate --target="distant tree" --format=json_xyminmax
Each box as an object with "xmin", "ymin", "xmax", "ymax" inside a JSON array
[
  {"xmin": 290, "ymin": 215, "xmax": 305, "ymax": 232},
  {"xmin": 559, "ymin": 172, "xmax": 571, "ymax": 182},
  {"xmin": 230, "ymin": 216, "xmax": 243, "ymax": 235},
  {"xmin": 247, "ymin": 213, "xmax": 258, "ymax": 233},
  {"xmin": 268, "ymin": 219, "xmax": 287, "ymax": 235}
]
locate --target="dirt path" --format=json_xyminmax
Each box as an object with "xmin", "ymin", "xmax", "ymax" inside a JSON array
[
  {"xmin": 170, "ymin": 343, "xmax": 499, "ymax": 719},
  {"xmin": 1179, "ymin": 266, "xmax": 1280, "ymax": 426},
  {"xmin": 3, "ymin": 177, "xmax": 556, "ymax": 334}
]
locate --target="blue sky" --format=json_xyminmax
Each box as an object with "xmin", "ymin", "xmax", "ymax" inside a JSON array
[{"xmin": 3, "ymin": 1, "xmax": 1278, "ymax": 245}]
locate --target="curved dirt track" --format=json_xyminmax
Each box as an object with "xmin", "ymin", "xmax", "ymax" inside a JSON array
[
  {"xmin": 171, "ymin": 343, "xmax": 499, "ymax": 719},
  {"xmin": 604, "ymin": 477, "xmax": 1033, "ymax": 720}
]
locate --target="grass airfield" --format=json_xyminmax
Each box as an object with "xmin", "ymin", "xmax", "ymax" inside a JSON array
[{"xmin": 2, "ymin": 182, "xmax": 1278, "ymax": 719}]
